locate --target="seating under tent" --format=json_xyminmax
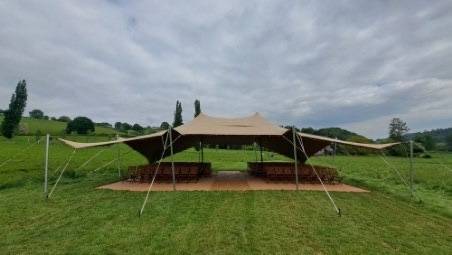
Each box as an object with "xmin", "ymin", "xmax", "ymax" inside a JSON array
[
  {"xmin": 125, "ymin": 161, "xmax": 339, "ymax": 184},
  {"xmin": 128, "ymin": 162, "xmax": 212, "ymax": 182},
  {"xmin": 247, "ymin": 162, "xmax": 339, "ymax": 183}
]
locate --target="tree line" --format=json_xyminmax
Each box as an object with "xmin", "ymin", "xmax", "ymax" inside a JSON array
[
  {"xmin": 0, "ymin": 80, "xmax": 203, "ymax": 137},
  {"xmin": 1, "ymin": 80, "xmax": 451, "ymax": 152}
]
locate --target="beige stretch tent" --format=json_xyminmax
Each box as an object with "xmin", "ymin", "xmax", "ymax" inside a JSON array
[{"xmin": 60, "ymin": 113, "xmax": 398, "ymax": 163}]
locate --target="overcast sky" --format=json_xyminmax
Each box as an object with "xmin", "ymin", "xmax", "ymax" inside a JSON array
[{"xmin": 1, "ymin": 1, "xmax": 451, "ymax": 138}]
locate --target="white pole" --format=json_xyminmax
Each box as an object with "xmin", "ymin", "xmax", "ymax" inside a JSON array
[
  {"xmin": 44, "ymin": 134, "xmax": 50, "ymax": 198},
  {"xmin": 201, "ymin": 141, "xmax": 204, "ymax": 163},
  {"xmin": 409, "ymin": 140, "xmax": 414, "ymax": 197},
  {"xmin": 169, "ymin": 127, "xmax": 176, "ymax": 191},
  {"xmin": 116, "ymin": 134, "xmax": 121, "ymax": 178},
  {"xmin": 333, "ymin": 137, "xmax": 337, "ymax": 161},
  {"xmin": 292, "ymin": 126, "xmax": 299, "ymax": 191},
  {"xmin": 253, "ymin": 142, "xmax": 257, "ymax": 162},
  {"xmin": 117, "ymin": 145, "xmax": 121, "ymax": 178},
  {"xmin": 198, "ymin": 141, "xmax": 201, "ymax": 162}
]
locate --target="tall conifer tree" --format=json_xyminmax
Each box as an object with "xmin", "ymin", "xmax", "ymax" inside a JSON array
[
  {"xmin": 1, "ymin": 80, "xmax": 27, "ymax": 138},
  {"xmin": 173, "ymin": 100, "xmax": 183, "ymax": 127},
  {"xmin": 194, "ymin": 99, "xmax": 201, "ymax": 118}
]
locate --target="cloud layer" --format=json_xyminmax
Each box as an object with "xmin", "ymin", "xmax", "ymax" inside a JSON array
[{"xmin": 1, "ymin": 0, "xmax": 451, "ymax": 138}]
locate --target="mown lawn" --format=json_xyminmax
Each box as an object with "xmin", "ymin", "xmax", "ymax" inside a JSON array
[{"xmin": 1, "ymin": 137, "xmax": 452, "ymax": 254}]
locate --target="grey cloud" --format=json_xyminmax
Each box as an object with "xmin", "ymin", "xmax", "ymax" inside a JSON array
[{"xmin": 0, "ymin": 0, "xmax": 451, "ymax": 138}]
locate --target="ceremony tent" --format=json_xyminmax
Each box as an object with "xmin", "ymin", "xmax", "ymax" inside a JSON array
[
  {"xmin": 55, "ymin": 113, "xmax": 400, "ymax": 215},
  {"xmin": 60, "ymin": 113, "xmax": 398, "ymax": 163}
]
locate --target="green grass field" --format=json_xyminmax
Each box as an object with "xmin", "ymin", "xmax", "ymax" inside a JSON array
[
  {"xmin": 1, "ymin": 136, "xmax": 452, "ymax": 254},
  {"xmin": 0, "ymin": 116, "xmax": 118, "ymax": 136}
]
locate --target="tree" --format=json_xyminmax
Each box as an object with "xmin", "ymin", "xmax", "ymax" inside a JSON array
[
  {"xmin": 160, "ymin": 121, "xmax": 170, "ymax": 130},
  {"xmin": 194, "ymin": 99, "xmax": 201, "ymax": 118},
  {"xmin": 414, "ymin": 133, "xmax": 435, "ymax": 151},
  {"xmin": 132, "ymin": 123, "xmax": 144, "ymax": 132},
  {"xmin": 58, "ymin": 116, "xmax": 71, "ymax": 122},
  {"xmin": 121, "ymin": 122, "xmax": 132, "ymax": 131},
  {"xmin": 446, "ymin": 134, "xmax": 452, "ymax": 151},
  {"xmin": 114, "ymin": 122, "xmax": 122, "ymax": 130},
  {"xmin": 173, "ymin": 100, "xmax": 183, "ymax": 127},
  {"xmin": 29, "ymin": 109, "xmax": 44, "ymax": 119},
  {"xmin": 389, "ymin": 118, "xmax": 409, "ymax": 141},
  {"xmin": 66, "ymin": 116, "xmax": 95, "ymax": 134},
  {"xmin": 301, "ymin": 127, "xmax": 315, "ymax": 134},
  {"xmin": 1, "ymin": 80, "xmax": 28, "ymax": 138}
]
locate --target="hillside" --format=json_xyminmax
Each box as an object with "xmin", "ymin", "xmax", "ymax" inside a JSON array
[
  {"xmin": 300, "ymin": 126, "xmax": 371, "ymax": 141},
  {"xmin": 0, "ymin": 116, "xmax": 118, "ymax": 136},
  {"xmin": 405, "ymin": 127, "xmax": 452, "ymax": 143}
]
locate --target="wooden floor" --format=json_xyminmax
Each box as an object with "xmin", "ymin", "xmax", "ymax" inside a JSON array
[{"xmin": 98, "ymin": 171, "xmax": 369, "ymax": 192}]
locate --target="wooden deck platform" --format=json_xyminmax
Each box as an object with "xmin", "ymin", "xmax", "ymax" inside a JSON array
[{"xmin": 98, "ymin": 171, "xmax": 368, "ymax": 192}]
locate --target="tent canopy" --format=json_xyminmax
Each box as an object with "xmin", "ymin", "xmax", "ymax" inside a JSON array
[{"xmin": 59, "ymin": 113, "xmax": 399, "ymax": 163}]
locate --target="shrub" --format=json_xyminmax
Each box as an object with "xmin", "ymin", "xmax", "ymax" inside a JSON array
[{"xmin": 66, "ymin": 116, "xmax": 95, "ymax": 135}]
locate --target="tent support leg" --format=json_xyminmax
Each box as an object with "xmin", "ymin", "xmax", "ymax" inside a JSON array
[
  {"xmin": 333, "ymin": 137, "xmax": 337, "ymax": 161},
  {"xmin": 44, "ymin": 134, "xmax": 49, "ymax": 198},
  {"xmin": 117, "ymin": 144, "xmax": 121, "ymax": 178},
  {"xmin": 169, "ymin": 127, "xmax": 176, "ymax": 191},
  {"xmin": 409, "ymin": 140, "xmax": 414, "ymax": 197},
  {"xmin": 198, "ymin": 141, "xmax": 201, "ymax": 162},
  {"xmin": 292, "ymin": 127, "xmax": 299, "ymax": 191},
  {"xmin": 201, "ymin": 140, "xmax": 204, "ymax": 163},
  {"xmin": 259, "ymin": 142, "xmax": 263, "ymax": 163},
  {"xmin": 253, "ymin": 142, "xmax": 257, "ymax": 162}
]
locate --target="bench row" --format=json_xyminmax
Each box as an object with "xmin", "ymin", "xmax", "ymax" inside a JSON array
[
  {"xmin": 128, "ymin": 162, "xmax": 212, "ymax": 182},
  {"xmin": 248, "ymin": 162, "xmax": 339, "ymax": 183}
]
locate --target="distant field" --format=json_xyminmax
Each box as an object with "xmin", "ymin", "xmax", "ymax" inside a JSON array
[
  {"xmin": 1, "ymin": 136, "xmax": 451, "ymax": 254},
  {"xmin": 0, "ymin": 116, "xmax": 118, "ymax": 135}
]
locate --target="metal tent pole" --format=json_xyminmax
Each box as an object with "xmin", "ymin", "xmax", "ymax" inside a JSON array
[
  {"xmin": 201, "ymin": 140, "xmax": 204, "ymax": 163},
  {"xmin": 259, "ymin": 142, "xmax": 263, "ymax": 163},
  {"xmin": 333, "ymin": 137, "xmax": 337, "ymax": 161},
  {"xmin": 253, "ymin": 142, "xmax": 257, "ymax": 162},
  {"xmin": 169, "ymin": 127, "xmax": 176, "ymax": 191},
  {"xmin": 292, "ymin": 126, "xmax": 299, "ymax": 191},
  {"xmin": 198, "ymin": 141, "xmax": 201, "ymax": 162},
  {"xmin": 117, "ymin": 146, "xmax": 121, "ymax": 178},
  {"xmin": 44, "ymin": 134, "xmax": 50, "ymax": 198},
  {"xmin": 409, "ymin": 140, "xmax": 414, "ymax": 197}
]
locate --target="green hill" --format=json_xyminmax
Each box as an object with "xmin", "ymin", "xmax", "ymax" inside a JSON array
[
  {"xmin": 406, "ymin": 127, "xmax": 452, "ymax": 143},
  {"xmin": 0, "ymin": 116, "xmax": 118, "ymax": 136},
  {"xmin": 315, "ymin": 127, "xmax": 366, "ymax": 140}
]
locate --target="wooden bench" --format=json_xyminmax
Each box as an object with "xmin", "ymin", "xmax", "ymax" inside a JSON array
[
  {"xmin": 128, "ymin": 162, "xmax": 212, "ymax": 183},
  {"xmin": 247, "ymin": 162, "xmax": 339, "ymax": 183}
]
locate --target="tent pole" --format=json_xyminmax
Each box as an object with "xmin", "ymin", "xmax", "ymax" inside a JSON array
[
  {"xmin": 259, "ymin": 141, "xmax": 263, "ymax": 163},
  {"xmin": 409, "ymin": 140, "xmax": 414, "ymax": 197},
  {"xmin": 198, "ymin": 140, "xmax": 201, "ymax": 162},
  {"xmin": 253, "ymin": 142, "xmax": 257, "ymax": 162},
  {"xmin": 115, "ymin": 134, "xmax": 121, "ymax": 178},
  {"xmin": 333, "ymin": 137, "xmax": 337, "ymax": 161},
  {"xmin": 201, "ymin": 140, "xmax": 204, "ymax": 163},
  {"xmin": 117, "ymin": 145, "xmax": 121, "ymax": 178},
  {"xmin": 169, "ymin": 127, "xmax": 176, "ymax": 191},
  {"xmin": 292, "ymin": 127, "xmax": 299, "ymax": 191},
  {"xmin": 44, "ymin": 134, "xmax": 49, "ymax": 198}
]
